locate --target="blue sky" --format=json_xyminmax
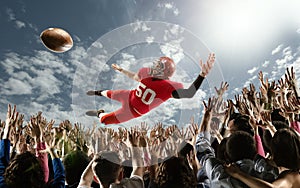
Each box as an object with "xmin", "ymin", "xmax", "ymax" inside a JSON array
[{"xmin": 0, "ymin": 0, "xmax": 299, "ymax": 128}]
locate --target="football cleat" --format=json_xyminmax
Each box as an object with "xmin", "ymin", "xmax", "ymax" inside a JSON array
[
  {"xmin": 86, "ymin": 90, "xmax": 103, "ymax": 96},
  {"xmin": 85, "ymin": 109, "xmax": 105, "ymax": 117}
]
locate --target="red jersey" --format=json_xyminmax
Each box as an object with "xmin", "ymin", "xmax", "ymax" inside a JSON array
[{"xmin": 129, "ymin": 68, "xmax": 183, "ymax": 114}]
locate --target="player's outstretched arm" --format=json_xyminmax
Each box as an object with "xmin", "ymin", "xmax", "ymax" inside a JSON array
[
  {"xmin": 172, "ymin": 53, "xmax": 215, "ymax": 99},
  {"xmin": 111, "ymin": 64, "xmax": 140, "ymax": 82}
]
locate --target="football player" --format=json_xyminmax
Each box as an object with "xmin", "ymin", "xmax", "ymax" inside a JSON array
[{"xmin": 86, "ymin": 53, "xmax": 215, "ymax": 125}]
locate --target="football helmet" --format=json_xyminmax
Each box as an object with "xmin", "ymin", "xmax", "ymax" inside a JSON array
[{"xmin": 150, "ymin": 57, "xmax": 175, "ymax": 79}]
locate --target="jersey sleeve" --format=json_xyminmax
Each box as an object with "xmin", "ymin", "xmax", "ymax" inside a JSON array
[{"xmin": 173, "ymin": 82, "xmax": 184, "ymax": 90}]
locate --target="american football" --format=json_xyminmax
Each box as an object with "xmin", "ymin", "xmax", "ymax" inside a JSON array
[{"xmin": 40, "ymin": 27, "xmax": 73, "ymax": 53}]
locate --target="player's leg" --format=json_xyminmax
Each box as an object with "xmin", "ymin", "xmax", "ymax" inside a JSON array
[
  {"xmin": 86, "ymin": 90, "xmax": 133, "ymax": 123},
  {"xmin": 86, "ymin": 108, "xmax": 137, "ymax": 125},
  {"xmin": 99, "ymin": 107, "xmax": 140, "ymax": 125},
  {"xmin": 86, "ymin": 90, "xmax": 129, "ymax": 102},
  {"xmin": 106, "ymin": 90, "xmax": 132, "ymax": 103},
  {"xmin": 99, "ymin": 90, "xmax": 139, "ymax": 124}
]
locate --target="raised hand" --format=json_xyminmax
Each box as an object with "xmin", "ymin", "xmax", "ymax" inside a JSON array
[
  {"xmin": 203, "ymin": 97, "xmax": 215, "ymax": 112},
  {"xmin": 210, "ymin": 120, "xmax": 223, "ymax": 143},
  {"xmin": 128, "ymin": 127, "xmax": 140, "ymax": 147},
  {"xmin": 285, "ymin": 66, "xmax": 300, "ymax": 98},
  {"xmin": 3, "ymin": 104, "xmax": 19, "ymax": 140},
  {"xmin": 222, "ymin": 99, "xmax": 235, "ymax": 125},
  {"xmin": 44, "ymin": 128, "xmax": 57, "ymax": 149},
  {"xmin": 277, "ymin": 78, "xmax": 288, "ymax": 99},
  {"xmin": 260, "ymin": 111, "xmax": 277, "ymax": 137},
  {"xmin": 213, "ymin": 81, "xmax": 229, "ymax": 118},
  {"xmin": 278, "ymin": 95, "xmax": 299, "ymax": 123},
  {"xmin": 187, "ymin": 149, "xmax": 201, "ymax": 176},
  {"xmin": 234, "ymin": 94, "xmax": 255, "ymax": 116},
  {"xmin": 111, "ymin": 63, "xmax": 123, "ymax": 72},
  {"xmin": 168, "ymin": 124, "xmax": 183, "ymax": 142},
  {"xmin": 94, "ymin": 127, "xmax": 107, "ymax": 151},
  {"xmin": 259, "ymin": 71, "xmax": 277, "ymax": 106},
  {"xmin": 139, "ymin": 133, "xmax": 147, "ymax": 148},
  {"xmin": 0, "ymin": 120, "xmax": 5, "ymax": 139},
  {"xmin": 11, "ymin": 113, "xmax": 26, "ymax": 154},
  {"xmin": 234, "ymin": 94, "xmax": 244, "ymax": 112},
  {"xmin": 259, "ymin": 71, "xmax": 269, "ymax": 101},
  {"xmin": 29, "ymin": 115, "xmax": 43, "ymax": 143},
  {"xmin": 200, "ymin": 97, "xmax": 215, "ymax": 132},
  {"xmin": 16, "ymin": 134, "xmax": 28, "ymax": 154},
  {"xmin": 287, "ymin": 95, "xmax": 300, "ymax": 113},
  {"xmin": 164, "ymin": 138, "xmax": 177, "ymax": 157},
  {"xmin": 246, "ymin": 83, "xmax": 258, "ymax": 105},
  {"xmin": 286, "ymin": 66, "xmax": 296, "ymax": 83},
  {"xmin": 44, "ymin": 127, "xmax": 61, "ymax": 159},
  {"xmin": 155, "ymin": 122, "xmax": 166, "ymax": 142},
  {"xmin": 126, "ymin": 127, "xmax": 144, "ymax": 176},
  {"xmin": 188, "ymin": 119, "xmax": 199, "ymax": 145},
  {"xmin": 215, "ymin": 81, "xmax": 229, "ymax": 98},
  {"xmin": 148, "ymin": 142, "xmax": 160, "ymax": 162},
  {"xmin": 180, "ymin": 126, "xmax": 190, "ymax": 141},
  {"xmin": 200, "ymin": 53, "xmax": 215, "ymax": 77},
  {"xmin": 139, "ymin": 121, "xmax": 149, "ymax": 136}
]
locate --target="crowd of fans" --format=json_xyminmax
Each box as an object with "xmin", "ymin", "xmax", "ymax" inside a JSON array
[{"xmin": 0, "ymin": 67, "xmax": 299, "ymax": 188}]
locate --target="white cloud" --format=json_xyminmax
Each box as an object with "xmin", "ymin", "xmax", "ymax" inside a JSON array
[
  {"xmin": 0, "ymin": 46, "xmax": 88, "ymax": 124},
  {"xmin": 16, "ymin": 102, "xmax": 75, "ymax": 125},
  {"xmin": 261, "ymin": 71, "xmax": 269, "ymax": 77},
  {"xmin": 0, "ymin": 54, "xmax": 65, "ymax": 97},
  {"xmin": 160, "ymin": 26, "xmax": 185, "ymax": 62},
  {"xmin": 158, "ymin": 2, "xmax": 180, "ymax": 16},
  {"xmin": 247, "ymin": 66, "xmax": 258, "ymax": 75},
  {"xmin": 232, "ymin": 87, "xmax": 241, "ymax": 96},
  {"xmin": 131, "ymin": 20, "xmax": 151, "ymax": 33},
  {"xmin": 15, "ymin": 20, "xmax": 26, "ymax": 29},
  {"xmin": 3, "ymin": 78, "xmax": 33, "ymax": 95},
  {"xmin": 6, "ymin": 8, "xmax": 15, "ymax": 21},
  {"xmin": 165, "ymin": 3, "xmax": 173, "ymax": 9},
  {"xmin": 68, "ymin": 46, "xmax": 87, "ymax": 65},
  {"xmin": 275, "ymin": 58, "xmax": 287, "ymax": 69},
  {"xmin": 146, "ymin": 36, "xmax": 154, "ymax": 43},
  {"xmin": 1, "ymin": 53, "xmax": 22, "ymax": 74},
  {"xmin": 91, "ymin": 41, "xmax": 103, "ymax": 49},
  {"xmin": 141, "ymin": 22, "xmax": 151, "ymax": 32},
  {"xmin": 262, "ymin": 60, "xmax": 270, "ymax": 67},
  {"xmin": 282, "ymin": 46, "xmax": 292, "ymax": 56},
  {"xmin": 163, "ymin": 25, "xmax": 183, "ymax": 40},
  {"xmin": 180, "ymin": 90, "xmax": 206, "ymax": 110},
  {"xmin": 160, "ymin": 42, "xmax": 184, "ymax": 62},
  {"xmin": 173, "ymin": 8, "xmax": 179, "ymax": 16},
  {"xmin": 6, "ymin": 8, "xmax": 26, "ymax": 29},
  {"xmin": 243, "ymin": 75, "xmax": 257, "ymax": 87},
  {"xmin": 271, "ymin": 44, "xmax": 283, "ymax": 55},
  {"xmin": 297, "ymin": 28, "xmax": 300, "ymax": 34},
  {"xmin": 28, "ymin": 23, "xmax": 38, "ymax": 32},
  {"xmin": 276, "ymin": 48, "xmax": 294, "ymax": 69}
]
